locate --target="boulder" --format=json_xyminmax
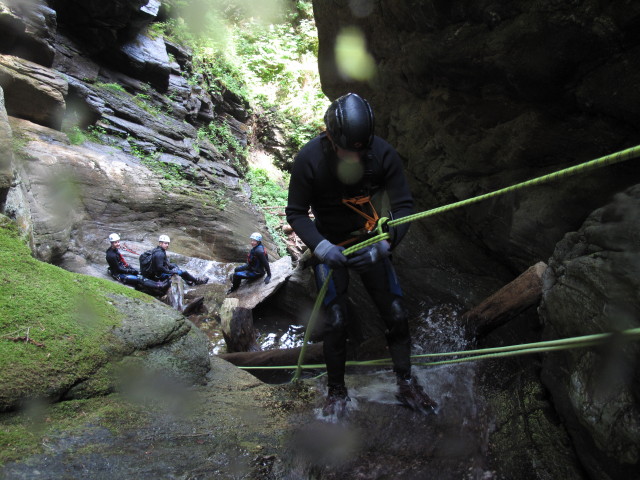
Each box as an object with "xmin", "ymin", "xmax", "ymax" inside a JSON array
[
  {"xmin": 539, "ymin": 184, "xmax": 640, "ymax": 479},
  {"xmin": 64, "ymin": 293, "xmax": 211, "ymax": 401},
  {"xmin": 0, "ymin": 53, "xmax": 67, "ymax": 129},
  {"xmin": 0, "ymin": 215, "xmax": 211, "ymax": 411},
  {"xmin": 226, "ymin": 256, "xmax": 294, "ymax": 310},
  {"xmin": 7, "ymin": 116, "xmax": 275, "ymax": 267}
]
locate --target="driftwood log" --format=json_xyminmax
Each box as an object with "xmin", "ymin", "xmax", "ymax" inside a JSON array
[
  {"xmin": 463, "ymin": 261, "xmax": 548, "ymax": 337},
  {"xmin": 219, "ymin": 342, "xmax": 324, "ymax": 367}
]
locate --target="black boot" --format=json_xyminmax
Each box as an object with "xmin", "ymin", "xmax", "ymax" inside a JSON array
[
  {"xmin": 396, "ymin": 375, "xmax": 437, "ymax": 415},
  {"xmin": 322, "ymin": 384, "xmax": 350, "ymax": 418}
]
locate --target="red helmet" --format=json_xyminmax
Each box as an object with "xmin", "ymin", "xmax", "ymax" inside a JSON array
[{"xmin": 324, "ymin": 93, "xmax": 374, "ymax": 151}]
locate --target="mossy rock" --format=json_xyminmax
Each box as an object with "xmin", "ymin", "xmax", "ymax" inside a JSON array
[{"xmin": 0, "ymin": 215, "xmax": 210, "ymax": 411}]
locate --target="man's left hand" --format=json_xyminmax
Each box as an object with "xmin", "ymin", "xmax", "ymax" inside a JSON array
[{"xmin": 347, "ymin": 240, "xmax": 391, "ymax": 272}]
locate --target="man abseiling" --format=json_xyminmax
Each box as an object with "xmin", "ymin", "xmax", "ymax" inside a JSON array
[{"xmin": 286, "ymin": 93, "xmax": 438, "ymax": 417}]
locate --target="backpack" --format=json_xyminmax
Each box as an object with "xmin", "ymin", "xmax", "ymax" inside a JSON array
[{"xmin": 139, "ymin": 248, "xmax": 156, "ymax": 277}]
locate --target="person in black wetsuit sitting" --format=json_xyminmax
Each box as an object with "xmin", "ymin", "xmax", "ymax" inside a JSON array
[
  {"xmin": 286, "ymin": 93, "xmax": 438, "ymax": 417},
  {"xmin": 148, "ymin": 234, "xmax": 209, "ymax": 286},
  {"xmin": 106, "ymin": 233, "xmax": 141, "ymax": 285},
  {"xmin": 226, "ymin": 232, "xmax": 272, "ymax": 294}
]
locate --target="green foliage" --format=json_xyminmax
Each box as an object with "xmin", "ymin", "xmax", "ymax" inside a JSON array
[
  {"xmin": 198, "ymin": 121, "xmax": 247, "ymax": 172},
  {"xmin": 0, "ymin": 218, "xmax": 150, "ymax": 416},
  {"xmin": 66, "ymin": 126, "xmax": 86, "ymax": 145},
  {"xmin": 231, "ymin": 5, "xmax": 327, "ymax": 114},
  {"xmin": 246, "ymin": 168, "xmax": 289, "ymax": 255},
  {"xmin": 159, "ymin": 0, "xmax": 327, "ymax": 162},
  {"xmin": 95, "ymin": 82, "xmax": 127, "ymax": 94},
  {"xmin": 132, "ymin": 143, "xmax": 228, "ymax": 209},
  {"xmin": 10, "ymin": 133, "xmax": 28, "ymax": 154},
  {"xmin": 64, "ymin": 124, "xmax": 109, "ymax": 146},
  {"xmin": 130, "ymin": 92, "xmax": 165, "ymax": 117}
]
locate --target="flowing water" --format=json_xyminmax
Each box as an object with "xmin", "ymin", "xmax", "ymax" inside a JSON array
[
  {"xmin": 181, "ymin": 261, "xmax": 498, "ymax": 478},
  {"xmin": 278, "ymin": 302, "xmax": 497, "ymax": 478}
]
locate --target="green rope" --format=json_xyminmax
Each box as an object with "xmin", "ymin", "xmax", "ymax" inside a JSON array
[
  {"xmin": 291, "ymin": 268, "xmax": 332, "ymax": 381},
  {"xmin": 243, "ymin": 327, "xmax": 640, "ymax": 372},
  {"xmin": 290, "ymin": 144, "xmax": 640, "ymax": 380},
  {"xmin": 388, "ymin": 143, "xmax": 640, "ymax": 228}
]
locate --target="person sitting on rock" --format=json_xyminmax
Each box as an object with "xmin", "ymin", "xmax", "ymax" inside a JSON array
[
  {"xmin": 226, "ymin": 232, "xmax": 272, "ymax": 294},
  {"xmin": 106, "ymin": 233, "xmax": 142, "ymax": 285},
  {"xmin": 149, "ymin": 234, "xmax": 209, "ymax": 286}
]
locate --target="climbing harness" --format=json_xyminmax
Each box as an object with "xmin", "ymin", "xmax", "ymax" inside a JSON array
[
  {"xmin": 342, "ymin": 195, "xmax": 379, "ymax": 233},
  {"xmin": 337, "ymin": 195, "xmax": 381, "ymax": 247},
  {"xmin": 288, "ymin": 143, "xmax": 640, "ymax": 381}
]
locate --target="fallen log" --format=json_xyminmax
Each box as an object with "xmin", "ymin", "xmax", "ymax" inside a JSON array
[
  {"xmin": 462, "ymin": 261, "xmax": 548, "ymax": 337},
  {"xmin": 219, "ymin": 342, "xmax": 324, "ymax": 367}
]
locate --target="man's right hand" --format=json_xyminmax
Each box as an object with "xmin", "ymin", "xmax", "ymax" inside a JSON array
[{"xmin": 314, "ymin": 239, "xmax": 347, "ymax": 269}]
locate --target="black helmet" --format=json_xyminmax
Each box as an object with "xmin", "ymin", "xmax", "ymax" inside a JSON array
[{"xmin": 324, "ymin": 93, "xmax": 374, "ymax": 151}]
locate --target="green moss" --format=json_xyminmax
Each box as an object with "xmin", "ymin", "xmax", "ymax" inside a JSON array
[
  {"xmin": 0, "ymin": 395, "xmax": 147, "ymax": 465},
  {"xmin": 94, "ymin": 82, "xmax": 127, "ymax": 94},
  {"xmin": 0, "ymin": 218, "xmax": 150, "ymax": 409}
]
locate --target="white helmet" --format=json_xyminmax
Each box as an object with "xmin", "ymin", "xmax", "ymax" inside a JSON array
[
  {"xmin": 108, "ymin": 233, "xmax": 120, "ymax": 242},
  {"xmin": 158, "ymin": 234, "xmax": 171, "ymax": 243},
  {"xmin": 250, "ymin": 232, "xmax": 262, "ymax": 242}
]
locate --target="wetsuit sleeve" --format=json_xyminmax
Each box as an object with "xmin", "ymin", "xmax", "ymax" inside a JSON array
[
  {"xmin": 286, "ymin": 151, "xmax": 326, "ymax": 251},
  {"xmin": 381, "ymin": 146, "xmax": 414, "ymax": 248},
  {"xmin": 106, "ymin": 249, "xmax": 121, "ymax": 273},
  {"xmin": 257, "ymin": 248, "xmax": 271, "ymax": 277}
]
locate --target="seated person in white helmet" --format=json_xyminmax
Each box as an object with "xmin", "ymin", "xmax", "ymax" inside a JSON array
[
  {"xmin": 147, "ymin": 234, "xmax": 209, "ymax": 286},
  {"xmin": 106, "ymin": 233, "xmax": 141, "ymax": 285},
  {"xmin": 226, "ymin": 232, "xmax": 271, "ymax": 294}
]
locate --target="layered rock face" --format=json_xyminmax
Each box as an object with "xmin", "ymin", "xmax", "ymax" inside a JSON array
[
  {"xmin": 0, "ymin": 0, "xmax": 271, "ymax": 266},
  {"xmin": 313, "ymin": 1, "xmax": 640, "ymax": 478}
]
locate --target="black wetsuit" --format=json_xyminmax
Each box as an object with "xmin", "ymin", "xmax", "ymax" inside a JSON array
[
  {"xmin": 106, "ymin": 246, "xmax": 139, "ymax": 285},
  {"xmin": 149, "ymin": 246, "xmax": 198, "ymax": 284},
  {"xmin": 286, "ymin": 133, "xmax": 415, "ymax": 387},
  {"xmin": 231, "ymin": 244, "xmax": 272, "ymax": 289}
]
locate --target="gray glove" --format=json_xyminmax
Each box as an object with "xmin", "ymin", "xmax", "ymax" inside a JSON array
[
  {"xmin": 347, "ymin": 240, "xmax": 391, "ymax": 272},
  {"xmin": 314, "ymin": 239, "xmax": 347, "ymax": 269}
]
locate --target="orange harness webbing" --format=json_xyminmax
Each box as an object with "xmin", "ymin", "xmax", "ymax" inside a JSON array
[{"xmin": 338, "ymin": 195, "xmax": 380, "ymax": 246}]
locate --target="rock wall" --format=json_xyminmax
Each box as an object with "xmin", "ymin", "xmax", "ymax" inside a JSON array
[
  {"xmin": 0, "ymin": 0, "xmax": 275, "ymax": 265},
  {"xmin": 312, "ymin": 1, "xmax": 640, "ymax": 478},
  {"xmin": 539, "ymin": 185, "xmax": 640, "ymax": 479},
  {"xmin": 313, "ymin": 0, "xmax": 640, "ymax": 275}
]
